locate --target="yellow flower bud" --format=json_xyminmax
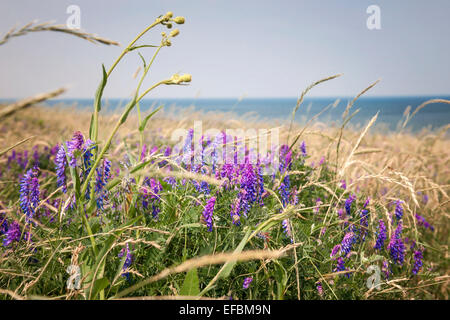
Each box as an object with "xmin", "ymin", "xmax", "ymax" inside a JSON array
[
  {"xmin": 169, "ymin": 73, "xmax": 192, "ymax": 84},
  {"xmin": 166, "ymin": 11, "xmax": 173, "ymax": 18},
  {"xmin": 170, "ymin": 73, "xmax": 181, "ymax": 84},
  {"xmin": 180, "ymin": 74, "xmax": 192, "ymax": 82},
  {"xmin": 170, "ymin": 29, "xmax": 180, "ymax": 37},
  {"xmin": 173, "ymin": 16, "xmax": 185, "ymax": 24}
]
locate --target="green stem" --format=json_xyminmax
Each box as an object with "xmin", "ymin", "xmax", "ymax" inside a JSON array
[
  {"xmin": 81, "ymin": 81, "xmax": 167, "ymax": 197},
  {"xmin": 92, "ymin": 18, "xmax": 163, "ymax": 143},
  {"xmin": 136, "ymin": 44, "xmax": 164, "ymax": 155}
]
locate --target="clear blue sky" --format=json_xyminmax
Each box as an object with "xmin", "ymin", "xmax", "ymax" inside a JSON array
[{"xmin": 0, "ymin": 0, "xmax": 449, "ymax": 99}]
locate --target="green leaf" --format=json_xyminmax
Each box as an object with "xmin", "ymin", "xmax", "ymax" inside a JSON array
[
  {"xmin": 129, "ymin": 44, "xmax": 159, "ymax": 52},
  {"xmin": 139, "ymin": 105, "xmax": 163, "ymax": 132},
  {"xmin": 274, "ymin": 261, "xmax": 287, "ymax": 300},
  {"xmin": 91, "ymin": 278, "xmax": 110, "ymax": 299},
  {"xmin": 180, "ymin": 268, "xmax": 200, "ymax": 296},
  {"xmin": 218, "ymin": 228, "xmax": 252, "ymax": 279},
  {"xmin": 137, "ymin": 52, "xmax": 147, "ymax": 69},
  {"xmin": 94, "ymin": 64, "xmax": 107, "ymax": 113},
  {"xmin": 89, "ymin": 114, "xmax": 94, "ymax": 140},
  {"xmin": 119, "ymin": 98, "xmax": 137, "ymax": 124}
]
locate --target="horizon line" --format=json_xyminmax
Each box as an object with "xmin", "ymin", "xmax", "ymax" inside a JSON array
[{"xmin": 2, "ymin": 94, "xmax": 450, "ymax": 101}]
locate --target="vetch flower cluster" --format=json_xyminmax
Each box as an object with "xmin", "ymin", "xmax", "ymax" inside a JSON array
[
  {"xmin": 19, "ymin": 167, "xmax": 40, "ymax": 221},
  {"xmin": 202, "ymin": 196, "xmax": 216, "ymax": 232},
  {"xmin": 242, "ymin": 277, "xmax": 253, "ymax": 289},
  {"xmin": 374, "ymin": 219, "xmax": 387, "ymax": 251},
  {"xmin": 388, "ymin": 221, "xmax": 405, "ymax": 265}
]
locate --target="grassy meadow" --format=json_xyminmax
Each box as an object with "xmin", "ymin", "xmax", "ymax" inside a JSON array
[{"xmin": 0, "ymin": 12, "xmax": 449, "ymax": 300}]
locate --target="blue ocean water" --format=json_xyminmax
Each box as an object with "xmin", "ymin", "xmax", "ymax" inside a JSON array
[{"xmin": 3, "ymin": 96, "xmax": 450, "ymax": 132}]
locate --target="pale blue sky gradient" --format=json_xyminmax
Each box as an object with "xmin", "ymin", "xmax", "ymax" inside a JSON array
[{"xmin": 0, "ymin": 0, "xmax": 449, "ymax": 99}]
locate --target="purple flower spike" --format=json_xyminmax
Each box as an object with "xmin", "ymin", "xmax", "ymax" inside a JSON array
[
  {"xmin": 202, "ymin": 196, "xmax": 216, "ymax": 232},
  {"xmin": 412, "ymin": 249, "xmax": 424, "ymax": 275},
  {"xmin": 95, "ymin": 159, "xmax": 112, "ymax": 211},
  {"xmin": 55, "ymin": 144, "xmax": 68, "ymax": 193},
  {"xmin": 243, "ymin": 277, "xmax": 253, "ymax": 289},
  {"xmin": 67, "ymin": 131, "xmax": 85, "ymax": 167},
  {"xmin": 415, "ymin": 214, "xmax": 434, "ymax": 231},
  {"xmin": 118, "ymin": 243, "xmax": 134, "ymax": 280},
  {"xmin": 340, "ymin": 232, "xmax": 355, "ymax": 257},
  {"xmin": 344, "ymin": 194, "xmax": 356, "ymax": 216},
  {"xmin": 19, "ymin": 167, "xmax": 40, "ymax": 221},
  {"xmin": 374, "ymin": 219, "xmax": 387, "ymax": 251},
  {"xmin": 3, "ymin": 221, "xmax": 21, "ymax": 247},
  {"xmin": 230, "ymin": 197, "xmax": 242, "ymax": 226},
  {"xmin": 388, "ymin": 221, "xmax": 405, "ymax": 265},
  {"xmin": 394, "ymin": 200, "xmax": 404, "ymax": 221},
  {"xmin": 330, "ymin": 244, "xmax": 341, "ymax": 259},
  {"xmin": 334, "ymin": 257, "xmax": 350, "ymax": 278},
  {"xmin": 363, "ymin": 197, "xmax": 370, "ymax": 209},
  {"xmin": 300, "ymin": 141, "xmax": 307, "ymax": 157}
]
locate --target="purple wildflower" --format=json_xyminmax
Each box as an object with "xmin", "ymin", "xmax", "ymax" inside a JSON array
[
  {"xmin": 338, "ymin": 208, "xmax": 345, "ymax": 220},
  {"xmin": 3, "ymin": 221, "xmax": 21, "ymax": 247},
  {"xmin": 330, "ymin": 244, "xmax": 341, "ymax": 259},
  {"xmin": 279, "ymin": 144, "xmax": 292, "ymax": 173},
  {"xmin": 388, "ymin": 221, "xmax": 405, "ymax": 265},
  {"xmin": 82, "ymin": 139, "xmax": 95, "ymax": 199},
  {"xmin": 239, "ymin": 163, "xmax": 258, "ymax": 216},
  {"xmin": 314, "ymin": 197, "xmax": 321, "ymax": 214},
  {"xmin": 344, "ymin": 194, "xmax": 356, "ymax": 216},
  {"xmin": 415, "ymin": 214, "xmax": 434, "ymax": 231},
  {"xmin": 256, "ymin": 162, "xmax": 265, "ymax": 205},
  {"xmin": 242, "ymin": 277, "xmax": 253, "ymax": 289},
  {"xmin": 412, "ymin": 249, "xmax": 424, "ymax": 275},
  {"xmin": 140, "ymin": 144, "xmax": 147, "ymax": 161},
  {"xmin": 281, "ymin": 219, "xmax": 293, "ymax": 243},
  {"xmin": 358, "ymin": 209, "xmax": 369, "ymax": 242},
  {"xmin": 300, "ymin": 141, "xmax": 307, "ymax": 157},
  {"xmin": 230, "ymin": 197, "xmax": 242, "ymax": 226},
  {"xmin": 19, "ymin": 167, "xmax": 40, "ymax": 221},
  {"xmin": 32, "ymin": 145, "xmax": 39, "ymax": 166},
  {"xmin": 0, "ymin": 213, "xmax": 7, "ymax": 235},
  {"xmin": 363, "ymin": 197, "xmax": 370, "ymax": 209},
  {"xmin": 316, "ymin": 282, "xmax": 323, "ymax": 296},
  {"xmin": 340, "ymin": 232, "xmax": 355, "ymax": 257},
  {"xmin": 202, "ymin": 196, "xmax": 216, "ymax": 232},
  {"xmin": 374, "ymin": 219, "xmax": 387, "ymax": 251},
  {"xmin": 318, "ymin": 156, "xmax": 325, "ymax": 166},
  {"xmin": 334, "ymin": 257, "xmax": 350, "ymax": 278},
  {"xmin": 94, "ymin": 159, "xmax": 112, "ymax": 211},
  {"xmin": 67, "ymin": 131, "xmax": 85, "ymax": 167},
  {"xmin": 141, "ymin": 177, "xmax": 162, "ymax": 219},
  {"xmin": 118, "ymin": 243, "xmax": 134, "ymax": 279},
  {"xmin": 55, "ymin": 144, "xmax": 68, "ymax": 193},
  {"xmin": 340, "ymin": 180, "xmax": 346, "ymax": 190},
  {"xmin": 394, "ymin": 200, "xmax": 404, "ymax": 221},
  {"xmin": 181, "ymin": 128, "xmax": 194, "ymax": 166},
  {"xmin": 279, "ymin": 177, "xmax": 290, "ymax": 208}
]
